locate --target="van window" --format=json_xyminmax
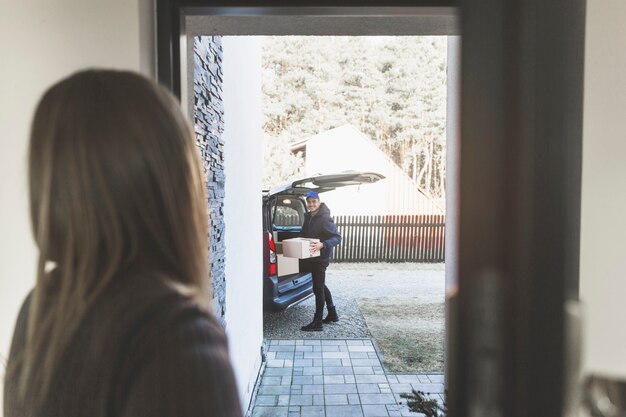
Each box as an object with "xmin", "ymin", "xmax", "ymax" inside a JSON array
[{"xmin": 273, "ymin": 196, "xmax": 305, "ymax": 228}]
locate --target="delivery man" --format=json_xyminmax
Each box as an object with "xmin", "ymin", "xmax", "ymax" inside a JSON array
[{"xmin": 300, "ymin": 191, "xmax": 341, "ymax": 331}]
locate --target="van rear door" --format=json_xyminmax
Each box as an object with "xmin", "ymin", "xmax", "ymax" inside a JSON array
[{"xmin": 267, "ymin": 171, "xmax": 385, "ymax": 198}]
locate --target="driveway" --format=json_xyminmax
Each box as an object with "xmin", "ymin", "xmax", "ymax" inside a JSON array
[
  {"xmin": 257, "ymin": 263, "xmax": 446, "ymax": 416},
  {"xmin": 263, "ymin": 262, "xmax": 445, "ymax": 343}
]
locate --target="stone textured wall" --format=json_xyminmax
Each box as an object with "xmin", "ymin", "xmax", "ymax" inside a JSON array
[{"xmin": 193, "ymin": 36, "xmax": 227, "ymax": 326}]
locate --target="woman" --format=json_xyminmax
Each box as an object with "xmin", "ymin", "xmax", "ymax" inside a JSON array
[
  {"xmin": 299, "ymin": 191, "xmax": 341, "ymax": 331},
  {"xmin": 4, "ymin": 70, "xmax": 243, "ymax": 417}
]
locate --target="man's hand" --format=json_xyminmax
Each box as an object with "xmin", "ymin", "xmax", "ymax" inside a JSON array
[{"xmin": 310, "ymin": 241, "xmax": 324, "ymax": 255}]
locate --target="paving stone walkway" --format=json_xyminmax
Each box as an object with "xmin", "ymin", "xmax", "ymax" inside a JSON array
[{"xmin": 250, "ymin": 339, "xmax": 445, "ymax": 417}]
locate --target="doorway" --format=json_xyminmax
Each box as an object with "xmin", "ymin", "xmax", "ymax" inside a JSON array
[
  {"xmin": 157, "ymin": 2, "xmax": 585, "ymax": 416},
  {"xmin": 257, "ymin": 34, "xmax": 450, "ymax": 375},
  {"xmin": 190, "ymin": 11, "xmax": 457, "ymax": 416}
]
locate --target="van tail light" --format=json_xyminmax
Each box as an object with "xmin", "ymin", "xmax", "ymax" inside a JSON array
[{"xmin": 267, "ymin": 232, "xmax": 277, "ymax": 276}]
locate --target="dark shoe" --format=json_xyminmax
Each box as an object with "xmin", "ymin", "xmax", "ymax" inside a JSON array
[
  {"xmin": 322, "ymin": 306, "xmax": 339, "ymax": 323},
  {"xmin": 301, "ymin": 318, "xmax": 323, "ymax": 331}
]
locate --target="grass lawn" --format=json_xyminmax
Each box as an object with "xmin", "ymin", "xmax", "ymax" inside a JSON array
[{"xmin": 358, "ymin": 299, "xmax": 444, "ymax": 373}]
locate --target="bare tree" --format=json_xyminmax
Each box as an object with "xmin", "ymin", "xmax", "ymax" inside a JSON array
[{"xmin": 262, "ymin": 36, "xmax": 448, "ymax": 198}]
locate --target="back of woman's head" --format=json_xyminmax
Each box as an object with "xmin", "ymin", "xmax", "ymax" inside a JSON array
[
  {"xmin": 30, "ymin": 69, "xmax": 208, "ymax": 288},
  {"xmin": 21, "ymin": 69, "xmax": 209, "ymax": 399}
]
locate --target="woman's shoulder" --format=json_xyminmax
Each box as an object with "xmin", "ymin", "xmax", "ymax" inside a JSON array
[
  {"xmin": 112, "ymin": 276, "xmax": 241, "ymax": 416},
  {"xmin": 104, "ymin": 272, "xmax": 224, "ymax": 342},
  {"xmin": 118, "ymin": 280, "xmax": 228, "ymax": 370},
  {"xmin": 7, "ymin": 272, "xmax": 227, "ymax": 361},
  {"xmin": 136, "ymin": 279, "xmax": 225, "ymax": 346},
  {"xmin": 105, "ymin": 274, "xmax": 241, "ymax": 415},
  {"xmin": 6, "ymin": 289, "xmax": 35, "ymax": 363},
  {"xmin": 6, "ymin": 275, "xmax": 239, "ymax": 417}
]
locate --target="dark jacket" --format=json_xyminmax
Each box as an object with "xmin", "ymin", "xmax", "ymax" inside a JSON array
[
  {"xmin": 4, "ymin": 272, "xmax": 243, "ymax": 417},
  {"xmin": 300, "ymin": 202, "xmax": 341, "ymax": 265}
]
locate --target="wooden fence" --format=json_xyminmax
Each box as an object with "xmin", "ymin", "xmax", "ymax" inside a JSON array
[{"xmin": 333, "ymin": 215, "xmax": 446, "ymax": 263}]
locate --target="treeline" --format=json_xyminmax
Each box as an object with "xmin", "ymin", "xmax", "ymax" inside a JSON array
[{"xmin": 261, "ymin": 36, "xmax": 447, "ymax": 198}]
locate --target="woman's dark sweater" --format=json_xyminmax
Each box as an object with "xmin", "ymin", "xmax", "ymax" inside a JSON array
[{"xmin": 4, "ymin": 273, "xmax": 243, "ymax": 417}]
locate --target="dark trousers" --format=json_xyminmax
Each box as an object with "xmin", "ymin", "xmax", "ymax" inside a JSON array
[{"xmin": 311, "ymin": 262, "xmax": 334, "ymax": 319}]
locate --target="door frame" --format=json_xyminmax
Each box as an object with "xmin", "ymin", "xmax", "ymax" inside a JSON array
[
  {"xmin": 157, "ymin": 2, "xmax": 459, "ymax": 99},
  {"xmin": 156, "ymin": 2, "xmax": 586, "ymax": 416}
]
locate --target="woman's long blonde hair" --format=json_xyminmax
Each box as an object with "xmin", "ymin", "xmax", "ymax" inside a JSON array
[{"xmin": 13, "ymin": 69, "xmax": 209, "ymax": 401}]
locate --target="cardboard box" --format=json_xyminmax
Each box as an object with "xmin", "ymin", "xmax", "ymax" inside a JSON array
[
  {"xmin": 277, "ymin": 254, "xmax": 299, "ymax": 276},
  {"xmin": 282, "ymin": 237, "xmax": 321, "ymax": 259}
]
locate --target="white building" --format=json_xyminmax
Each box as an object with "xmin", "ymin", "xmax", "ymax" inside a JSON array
[{"xmin": 292, "ymin": 124, "xmax": 445, "ymax": 215}]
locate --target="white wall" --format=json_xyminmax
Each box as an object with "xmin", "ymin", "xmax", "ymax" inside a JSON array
[
  {"xmin": 580, "ymin": 0, "xmax": 626, "ymax": 379},
  {"xmin": 0, "ymin": 0, "xmax": 154, "ymax": 410},
  {"xmin": 222, "ymin": 36, "xmax": 264, "ymax": 411}
]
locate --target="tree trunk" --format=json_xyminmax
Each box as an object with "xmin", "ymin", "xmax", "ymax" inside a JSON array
[
  {"xmin": 439, "ymin": 151, "xmax": 446, "ymax": 199},
  {"xmin": 425, "ymin": 137, "xmax": 434, "ymax": 195},
  {"xmin": 416, "ymin": 148, "xmax": 429, "ymax": 191}
]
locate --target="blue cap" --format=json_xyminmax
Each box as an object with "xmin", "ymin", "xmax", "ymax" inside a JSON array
[{"xmin": 305, "ymin": 191, "xmax": 319, "ymax": 200}]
